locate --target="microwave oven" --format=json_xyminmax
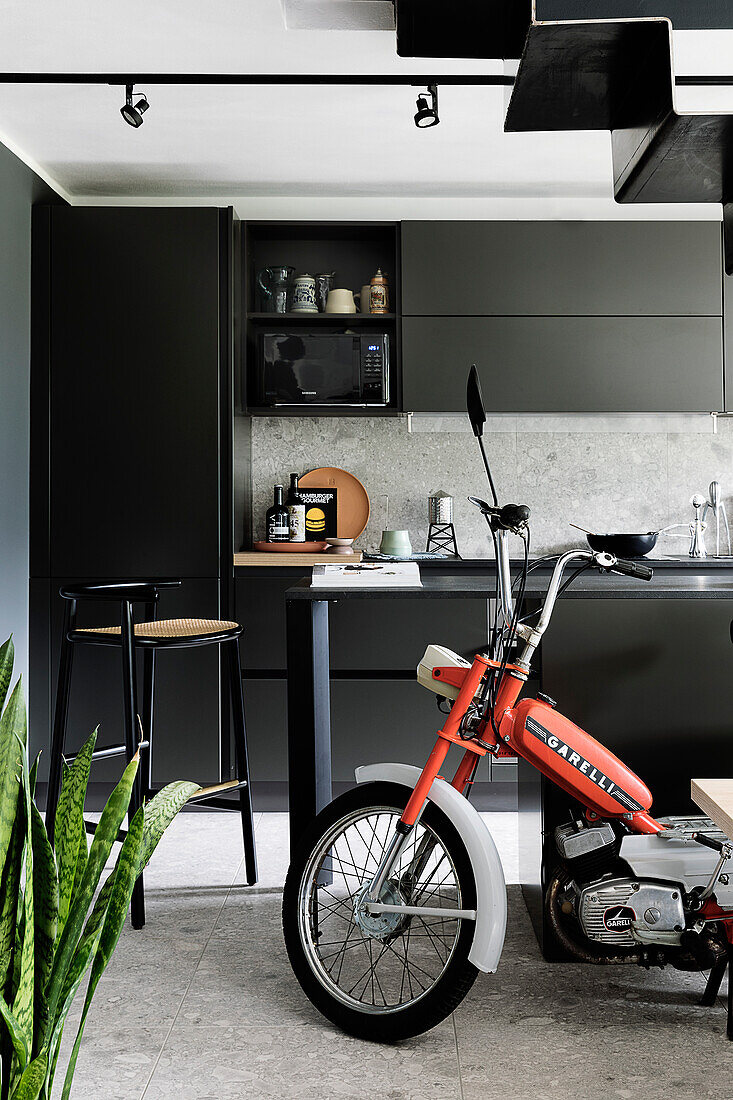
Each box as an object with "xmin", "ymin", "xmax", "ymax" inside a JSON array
[{"xmin": 258, "ymin": 332, "xmax": 389, "ymax": 407}]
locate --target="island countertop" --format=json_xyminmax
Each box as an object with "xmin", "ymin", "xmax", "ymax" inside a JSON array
[{"xmin": 284, "ymin": 569, "xmax": 733, "ymax": 601}]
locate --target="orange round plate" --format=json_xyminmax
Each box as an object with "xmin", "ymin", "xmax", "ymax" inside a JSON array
[
  {"xmin": 253, "ymin": 541, "xmax": 328, "ymax": 553},
  {"xmin": 299, "ymin": 467, "xmax": 370, "ymax": 539}
]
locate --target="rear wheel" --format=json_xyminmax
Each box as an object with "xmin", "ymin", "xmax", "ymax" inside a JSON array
[{"xmin": 282, "ymin": 782, "xmax": 479, "ymax": 1041}]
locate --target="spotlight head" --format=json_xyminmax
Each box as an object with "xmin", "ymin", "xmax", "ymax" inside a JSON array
[
  {"xmin": 121, "ymin": 84, "xmax": 149, "ymax": 128},
  {"xmin": 414, "ymin": 84, "xmax": 439, "ymax": 128}
]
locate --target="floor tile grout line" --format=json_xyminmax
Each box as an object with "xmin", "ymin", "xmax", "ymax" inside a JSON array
[
  {"xmin": 452, "ymin": 1012, "xmax": 465, "ymax": 1100},
  {"xmin": 138, "ymin": 855, "xmax": 245, "ymax": 1099}
]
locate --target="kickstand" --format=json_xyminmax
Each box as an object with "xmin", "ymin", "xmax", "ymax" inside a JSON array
[{"xmin": 700, "ymin": 947, "xmax": 733, "ymax": 1039}]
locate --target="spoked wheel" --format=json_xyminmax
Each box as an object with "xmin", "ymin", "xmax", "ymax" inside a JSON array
[{"xmin": 283, "ymin": 782, "xmax": 479, "ymax": 1041}]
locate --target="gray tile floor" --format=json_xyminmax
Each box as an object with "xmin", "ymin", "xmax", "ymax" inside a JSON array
[{"xmin": 59, "ymin": 813, "xmax": 731, "ymax": 1100}]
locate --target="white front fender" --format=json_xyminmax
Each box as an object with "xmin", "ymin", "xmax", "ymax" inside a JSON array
[{"xmin": 355, "ymin": 762, "xmax": 507, "ymax": 973}]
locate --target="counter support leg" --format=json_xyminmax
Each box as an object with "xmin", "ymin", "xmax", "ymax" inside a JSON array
[{"xmin": 286, "ymin": 598, "xmax": 332, "ymax": 852}]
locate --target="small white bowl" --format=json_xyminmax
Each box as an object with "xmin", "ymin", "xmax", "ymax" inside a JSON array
[{"xmin": 325, "ymin": 537, "xmax": 355, "ymax": 555}]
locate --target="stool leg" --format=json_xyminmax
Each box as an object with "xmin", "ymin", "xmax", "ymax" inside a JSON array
[
  {"xmin": 121, "ymin": 600, "xmax": 145, "ymax": 929},
  {"xmin": 227, "ymin": 639, "xmax": 257, "ymax": 885},
  {"xmin": 141, "ymin": 647, "xmax": 155, "ymax": 801},
  {"xmin": 141, "ymin": 597, "xmax": 157, "ymax": 802},
  {"xmin": 47, "ymin": 600, "xmax": 75, "ymax": 844}
]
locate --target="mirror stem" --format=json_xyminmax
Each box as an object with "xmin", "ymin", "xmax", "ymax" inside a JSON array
[{"xmin": 478, "ymin": 436, "xmax": 498, "ymax": 507}]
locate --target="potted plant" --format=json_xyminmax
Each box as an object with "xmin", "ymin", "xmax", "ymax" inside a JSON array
[{"xmin": 0, "ymin": 636, "xmax": 199, "ymax": 1098}]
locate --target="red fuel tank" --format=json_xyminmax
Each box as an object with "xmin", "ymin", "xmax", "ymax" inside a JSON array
[{"xmin": 506, "ymin": 699, "xmax": 652, "ymax": 819}]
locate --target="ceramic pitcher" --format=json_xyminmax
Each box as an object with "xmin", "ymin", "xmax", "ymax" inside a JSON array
[{"xmin": 257, "ymin": 265, "xmax": 294, "ymax": 313}]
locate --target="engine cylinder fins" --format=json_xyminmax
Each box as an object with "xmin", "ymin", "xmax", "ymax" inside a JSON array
[{"xmin": 554, "ymin": 820, "xmax": 620, "ymax": 884}]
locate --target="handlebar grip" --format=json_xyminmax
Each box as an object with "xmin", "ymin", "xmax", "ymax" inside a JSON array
[{"xmin": 612, "ymin": 558, "xmax": 654, "ymax": 581}]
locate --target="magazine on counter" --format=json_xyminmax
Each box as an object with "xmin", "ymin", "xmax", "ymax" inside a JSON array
[{"xmin": 311, "ymin": 562, "xmax": 422, "ymax": 588}]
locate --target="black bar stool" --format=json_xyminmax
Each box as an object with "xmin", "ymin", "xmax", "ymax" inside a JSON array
[{"xmin": 46, "ymin": 579, "xmax": 258, "ymax": 929}]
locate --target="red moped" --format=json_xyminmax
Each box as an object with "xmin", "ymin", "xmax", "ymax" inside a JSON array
[{"xmin": 283, "ymin": 367, "xmax": 733, "ymax": 1041}]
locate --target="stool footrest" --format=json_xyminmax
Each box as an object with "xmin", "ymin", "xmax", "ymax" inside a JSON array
[
  {"xmin": 65, "ymin": 744, "xmax": 127, "ymax": 765},
  {"xmin": 187, "ymin": 779, "xmax": 246, "ymax": 802}
]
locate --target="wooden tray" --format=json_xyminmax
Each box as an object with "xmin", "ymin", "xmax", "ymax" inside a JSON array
[{"xmin": 253, "ymin": 541, "xmax": 328, "ymax": 553}]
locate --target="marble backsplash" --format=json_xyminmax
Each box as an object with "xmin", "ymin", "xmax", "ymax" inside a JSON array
[{"xmin": 237, "ymin": 415, "xmax": 733, "ymax": 558}]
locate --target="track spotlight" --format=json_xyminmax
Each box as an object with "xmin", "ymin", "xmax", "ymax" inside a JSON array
[
  {"xmin": 120, "ymin": 84, "xmax": 149, "ymax": 128},
  {"xmin": 414, "ymin": 84, "xmax": 439, "ymax": 128}
]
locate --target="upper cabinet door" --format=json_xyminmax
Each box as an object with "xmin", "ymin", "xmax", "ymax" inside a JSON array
[
  {"xmin": 43, "ymin": 207, "xmax": 224, "ymax": 578},
  {"xmin": 402, "ymin": 316, "xmax": 723, "ymax": 412},
  {"xmin": 402, "ymin": 222, "xmax": 722, "ymax": 317}
]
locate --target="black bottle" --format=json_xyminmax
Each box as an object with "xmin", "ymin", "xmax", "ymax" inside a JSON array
[
  {"xmin": 286, "ymin": 473, "xmax": 306, "ymax": 543},
  {"xmin": 266, "ymin": 485, "xmax": 289, "ymax": 543}
]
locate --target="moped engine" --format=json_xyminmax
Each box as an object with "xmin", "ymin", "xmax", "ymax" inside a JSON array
[
  {"xmin": 577, "ymin": 878, "xmax": 684, "ymax": 947},
  {"xmin": 549, "ymin": 818, "xmax": 728, "ymax": 969}
]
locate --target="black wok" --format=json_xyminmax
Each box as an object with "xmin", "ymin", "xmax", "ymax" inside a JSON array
[{"xmin": 585, "ymin": 532, "xmax": 660, "ymax": 558}]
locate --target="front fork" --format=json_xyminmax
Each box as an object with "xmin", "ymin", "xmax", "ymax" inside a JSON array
[{"xmin": 366, "ymin": 655, "xmax": 515, "ymax": 904}]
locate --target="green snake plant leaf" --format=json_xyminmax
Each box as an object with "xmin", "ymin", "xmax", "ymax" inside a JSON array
[
  {"xmin": 60, "ymin": 807, "xmax": 145, "ymax": 1100},
  {"xmin": 54, "ymin": 731, "xmax": 96, "ymax": 937},
  {"xmin": 43, "ymin": 752, "xmax": 139, "ymax": 1046},
  {"xmin": 0, "ymin": 993, "xmax": 28, "ymax": 1073},
  {"xmin": 12, "ymin": 1049, "xmax": 47, "ymax": 1100},
  {"xmin": 28, "ymin": 754, "xmax": 40, "ymax": 802},
  {"xmin": 71, "ymin": 825, "xmax": 87, "ymax": 901},
  {"xmin": 0, "ymin": 679, "xmax": 26, "ymax": 888},
  {"xmin": 137, "ymin": 781, "xmax": 200, "ymax": 875},
  {"xmin": 0, "ymin": 636, "xmax": 14, "ymax": 715},
  {"xmin": 30, "ymin": 802, "xmax": 58, "ymax": 1055},
  {"xmin": 43, "ymin": 919, "xmax": 103, "ymax": 1100},
  {"xmin": 0, "ymin": 809, "xmax": 24, "ymax": 999},
  {"xmin": 10, "ymin": 736, "xmax": 35, "ymax": 1058}
]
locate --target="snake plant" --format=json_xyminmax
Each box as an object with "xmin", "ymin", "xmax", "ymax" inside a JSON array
[{"xmin": 0, "ymin": 636, "xmax": 200, "ymax": 1099}]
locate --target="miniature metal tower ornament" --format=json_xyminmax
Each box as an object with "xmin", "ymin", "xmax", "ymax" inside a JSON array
[{"xmin": 426, "ymin": 491, "xmax": 459, "ymax": 556}]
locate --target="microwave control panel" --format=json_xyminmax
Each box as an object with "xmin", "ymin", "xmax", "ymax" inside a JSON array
[{"xmin": 360, "ymin": 334, "xmax": 389, "ymax": 404}]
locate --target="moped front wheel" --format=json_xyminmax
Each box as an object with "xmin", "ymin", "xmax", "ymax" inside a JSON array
[{"xmin": 282, "ymin": 781, "xmax": 479, "ymax": 1041}]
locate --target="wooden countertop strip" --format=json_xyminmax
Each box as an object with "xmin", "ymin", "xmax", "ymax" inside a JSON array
[
  {"xmin": 691, "ymin": 779, "xmax": 733, "ymax": 839},
  {"xmin": 234, "ymin": 551, "xmax": 362, "ymax": 567}
]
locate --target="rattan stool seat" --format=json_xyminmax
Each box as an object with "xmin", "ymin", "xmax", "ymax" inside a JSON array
[{"xmin": 77, "ymin": 617, "xmax": 240, "ymax": 641}]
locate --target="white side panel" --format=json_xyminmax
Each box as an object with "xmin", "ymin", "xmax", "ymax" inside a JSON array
[
  {"xmin": 621, "ymin": 834, "xmax": 733, "ymax": 908},
  {"xmin": 355, "ymin": 762, "xmax": 507, "ymax": 972}
]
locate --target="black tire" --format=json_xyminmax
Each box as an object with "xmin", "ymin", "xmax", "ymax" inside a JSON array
[{"xmin": 282, "ymin": 782, "xmax": 480, "ymax": 1042}]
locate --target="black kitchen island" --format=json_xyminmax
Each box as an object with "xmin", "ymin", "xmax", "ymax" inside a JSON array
[{"xmin": 283, "ymin": 565, "xmax": 733, "ymax": 954}]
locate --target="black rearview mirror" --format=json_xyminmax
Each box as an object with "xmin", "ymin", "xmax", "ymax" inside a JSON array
[{"xmin": 466, "ymin": 364, "xmax": 486, "ymax": 438}]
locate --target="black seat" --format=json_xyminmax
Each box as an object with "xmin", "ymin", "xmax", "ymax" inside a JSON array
[{"xmin": 47, "ymin": 579, "xmax": 258, "ymax": 929}]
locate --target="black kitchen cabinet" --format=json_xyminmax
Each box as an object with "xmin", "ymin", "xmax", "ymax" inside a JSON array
[
  {"xmin": 329, "ymin": 596, "xmax": 489, "ymax": 670},
  {"xmin": 235, "ymin": 566, "xmax": 492, "ymax": 797},
  {"xmin": 242, "ymin": 675, "xmax": 460, "ymax": 786},
  {"xmin": 402, "ymin": 221, "xmax": 722, "ymax": 317},
  {"xmin": 540, "ymin": 598, "xmax": 733, "ymax": 816},
  {"xmin": 402, "ymin": 315, "xmax": 723, "ymax": 413},
  {"xmin": 30, "ymin": 206, "xmax": 233, "ymax": 783},
  {"xmin": 236, "ymin": 575, "xmax": 490, "ymax": 671},
  {"xmin": 724, "ymin": 264, "xmax": 733, "ymax": 411},
  {"xmin": 33, "ymin": 207, "xmax": 225, "ymax": 579}
]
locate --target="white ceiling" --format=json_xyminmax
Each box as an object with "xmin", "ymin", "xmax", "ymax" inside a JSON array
[{"xmin": 0, "ymin": 0, "xmax": 731, "ymax": 215}]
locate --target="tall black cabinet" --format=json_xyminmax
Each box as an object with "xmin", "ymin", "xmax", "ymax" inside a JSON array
[{"xmin": 30, "ymin": 206, "xmax": 234, "ymax": 787}]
